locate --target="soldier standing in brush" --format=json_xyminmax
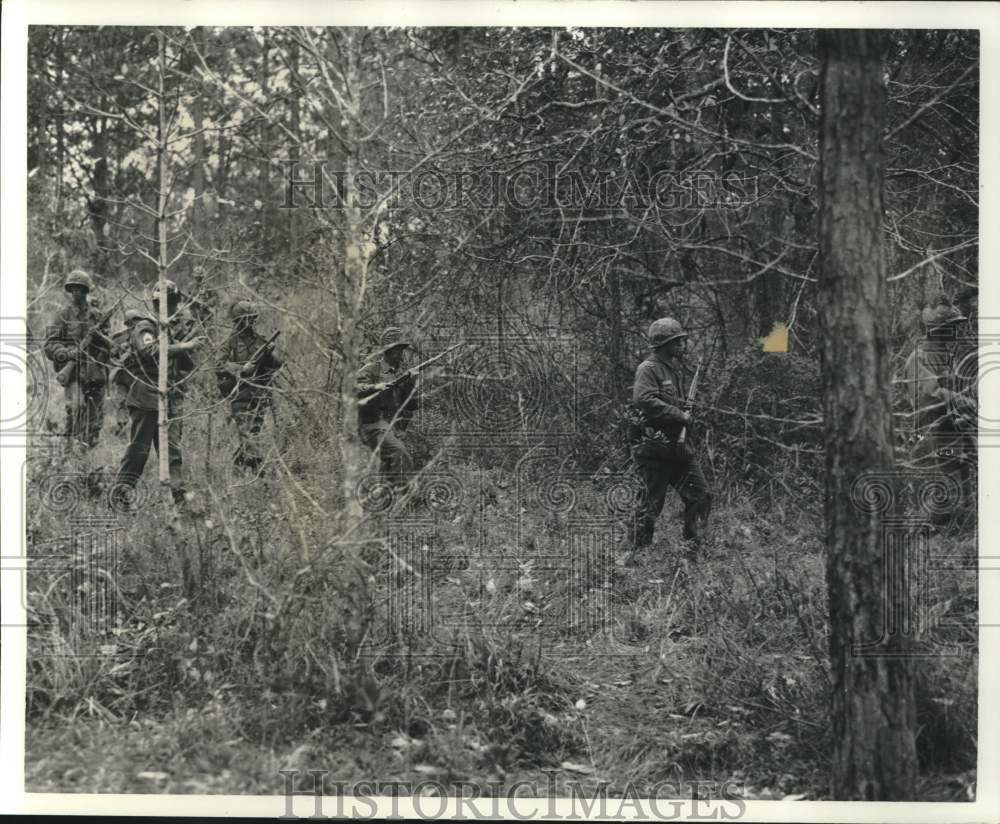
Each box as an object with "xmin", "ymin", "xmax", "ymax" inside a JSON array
[
  {"xmin": 900, "ymin": 297, "xmax": 977, "ymax": 524},
  {"xmin": 111, "ymin": 280, "xmax": 203, "ymax": 508},
  {"xmin": 356, "ymin": 327, "xmax": 420, "ymax": 480},
  {"xmin": 627, "ymin": 317, "xmax": 711, "ymax": 557},
  {"xmin": 216, "ymin": 300, "xmax": 283, "ymax": 474},
  {"xmin": 43, "ymin": 270, "xmax": 112, "ymax": 451},
  {"xmin": 108, "ymin": 308, "xmax": 147, "ymax": 437}
]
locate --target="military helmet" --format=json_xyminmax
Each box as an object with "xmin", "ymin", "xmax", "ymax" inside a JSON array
[
  {"xmin": 123, "ymin": 308, "xmax": 146, "ymax": 325},
  {"xmin": 64, "ymin": 270, "xmax": 94, "ymax": 293},
  {"xmin": 380, "ymin": 327, "xmax": 411, "ymax": 351},
  {"xmin": 922, "ymin": 301, "xmax": 965, "ymax": 331},
  {"xmin": 648, "ymin": 317, "xmax": 688, "ymax": 348},
  {"xmin": 230, "ymin": 300, "xmax": 258, "ymax": 320},
  {"xmin": 149, "ymin": 279, "xmax": 181, "ymax": 303}
]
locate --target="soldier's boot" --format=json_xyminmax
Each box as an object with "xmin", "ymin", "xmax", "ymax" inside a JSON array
[{"xmin": 682, "ymin": 508, "xmax": 703, "ymax": 548}]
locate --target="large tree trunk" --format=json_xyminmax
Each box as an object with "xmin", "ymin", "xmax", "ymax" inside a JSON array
[{"xmin": 818, "ymin": 30, "xmax": 917, "ymax": 800}]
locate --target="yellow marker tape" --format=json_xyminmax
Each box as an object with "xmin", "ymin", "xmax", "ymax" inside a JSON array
[{"xmin": 760, "ymin": 323, "xmax": 789, "ymax": 353}]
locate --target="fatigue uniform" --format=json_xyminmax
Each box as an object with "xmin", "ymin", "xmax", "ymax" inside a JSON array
[
  {"xmin": 217, "ymin": 329, "xmax": 283, "ymax": 471},
  {"xmin": 900, "ymin": 336, "xmax": 976, "ymax": 522},
  {"xmin": 357, "ymin": 357, "xmax": 419, "ymax": 477},
  {"xmin": 631, "ymin": 350, "xmax": 710, "ymax": 546},
  {"xmin": 114, "ymin": 315, "xmax": 195, "ymax": 498},
  {"xmin": 43, "ymin": 303, "xmax": 111, "ymax": 448}
]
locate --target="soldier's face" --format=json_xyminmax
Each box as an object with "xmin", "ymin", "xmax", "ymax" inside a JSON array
[
  {"xmin": 67, "ymin": 285, "xmax": 88, "ymax": 307},
  {"xmin": 665, "ymin": 338, "xmax": 686, "ymax": 358},
  {"xmin": 385, "ymin": 345, "xmax": 406, "ymax": 368}
]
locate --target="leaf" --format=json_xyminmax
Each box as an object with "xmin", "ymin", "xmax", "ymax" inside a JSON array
[
  {"xmin": 782, "ymin": 793, "xmax": 808, "ymax": 801},
  {"xmin": 561, "ymin": 761, "xmax": 595, "ymax": 774}
]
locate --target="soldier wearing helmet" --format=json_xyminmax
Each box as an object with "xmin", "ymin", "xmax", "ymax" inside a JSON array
[
  {"xmin": 627, "ymin": 316, "xmax": 711, "ymax": 557},
  {"xmin": 43, "ymin": 269, "xmax": 112, "ymax": 450},
  {"xmin": 356, "ymin": 327, "xmax": 420, "ymax": 480},
  {"xmin": 216, "ymin": 300, "xmax": 284, "ymax": 474},
  {"xmin": 898, "ymin": 295, "xmax": 976, "ymax": 525},
  {"xmin": 108, "ymin": 309, "xmax": 149, "ymax": 437},
  {"xmin": 112, "ymin": 280, "xmax": 205, "ymax": 509}
]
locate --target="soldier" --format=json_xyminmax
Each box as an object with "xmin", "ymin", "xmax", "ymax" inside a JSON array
[
  {"xmin": 216, "ymin": 301, "xmax": 283, "ymax": 474},
  {"xmin": 628, "ymin": 317, "xmax": 711, "ymax": 556},
  {"xmin": 357, "ymin": 327, "xmax": 420, "ymax": 480},
  {"xmin": 112, "ymin": 280, "xmax": 203, "ymax": 508},
  {"xmin": 900, "ymin": 298, "xmax": 977, "ymax": 524},
  {"xmin": 43, "ymin": 270, "xmax": 111, "ymax": 450},
  {"xmin": 109, "ymin": 308, "xmax": 146, "ymax": 437}
]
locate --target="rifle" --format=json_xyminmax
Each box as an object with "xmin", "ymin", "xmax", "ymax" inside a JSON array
[
  {"xmin": 243, "ymin": 330, "xmax": 281, "ymax": 375},
  {"xmin": 676, "ymin": 354, "xmax": 704, "ymax": 446},
  {"xmin": 55, "ymin": 296, "xmax": 124, "ymax": 387},
  {"xmin": 358, "ymin": 342, "xmax": 463, "ymax": 408}
]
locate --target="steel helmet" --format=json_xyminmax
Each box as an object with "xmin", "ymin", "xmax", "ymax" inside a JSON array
[
  {"xmin": 64, "ymin": 270, "xmax": 94, "ymax": 293},
  {"xmin": 230, "ymin": 300, "xmax": 258, "ymax": 320},
  {"xmin": 648, "ymin": 317, "xmax": 688, "ymax": 348},
  {"xmin": 380, "ymin": 327, "xmax": 411, "ymax": 351},
  {"xmin": 149, "ymin": 279, "xmax": 181, "ymax": 303},
  {"xmin": 922, "ymin": 301, "xmax": 965, "ymax": 331},
  {"xmin": 123, "ymin": 308, "xmax": 147, "ymax": 325}
]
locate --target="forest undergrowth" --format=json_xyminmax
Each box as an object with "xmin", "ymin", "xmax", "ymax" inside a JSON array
[{"xmin": 23, "ymin": 365, "xmax": 978, "ymax": 801}]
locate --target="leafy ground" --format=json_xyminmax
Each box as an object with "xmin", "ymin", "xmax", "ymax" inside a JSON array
[{"xmin": 23, "ymin": 399, "xmax": 979, "ymax": 800}]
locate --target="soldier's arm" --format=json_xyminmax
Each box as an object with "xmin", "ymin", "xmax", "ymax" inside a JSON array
[
  {"xmin": 633, "ymin": 362, "xmax": 688, "ymax": 426},
  {"xmin": 43, "ymin": 314, "xmax": 71, "ymax": 364},
  {"xmin": 911, "ymin": 355, "xmax": 969, "ymax": 409},
  {"xmin": 356, "ymin": 362, "xmax": 385, "ymax": 396}
]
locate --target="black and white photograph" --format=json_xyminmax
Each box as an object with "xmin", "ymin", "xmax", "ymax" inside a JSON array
[{"xmin": 1, "ymin": 1, "xmax": 997, "ymax": 819}]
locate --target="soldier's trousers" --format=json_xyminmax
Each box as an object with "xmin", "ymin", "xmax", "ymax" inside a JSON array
[
  {"xmin": 633, "ymin": 442, "xmax": 711, "ymax": 546},
  {"xmin": 231, "ymin": 399, "xmax": 267, "ymax": 471},
  {"xmin": 360, "ymin": 421, "xmax": 413, "ymax": 480},
  {"xmin": 64, "ymin": 381, "xmax": 105, "ymax": 448},
  {"xmin": 115, "ymin": 402, "xmax": 184, "ymax": 495}
]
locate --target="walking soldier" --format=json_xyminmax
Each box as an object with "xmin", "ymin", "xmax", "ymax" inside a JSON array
[
  {"xmin": 43, "ymin": 270, "xmax": 112, "ymax": 450},
  {"xmin": 900, "ymin": 298, "xmax": 977, "ymax": 524},
  {"xmin": 357, "ymin": 327, "xmax": 420, "ymax": 479},
  {"xmin": 112, "ymin": 280, "xmax": 203, "ymax": 508},
  {"xmin": 628, "ymin": 317, "xmax": 711, "ymax": 555},
  {"xmin": 216, "ymin": 300, "xmax": 283, "ymax": 474}
]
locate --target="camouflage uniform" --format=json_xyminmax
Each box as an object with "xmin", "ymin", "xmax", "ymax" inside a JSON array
[
  {"xmin": 630, "ymin": 318, "xmax": 710, "ymax": 548},
  {"xmin": 43, "ymin": 271, "xmax": 111, "ymax": 449},
  {"xmin": 113, "ymin": 281, "xmax": 196, "ymax": 504},
  {"xmin": 899, "ymin": 300, "xmax": 976, "ymax": 523},
  {"xmin": 357, "ymin": 328, "xmax": 419, "ymax": 478},
  {"xmin": 216, "ymin": 301, "xmax": 283, "ymax": 472}
]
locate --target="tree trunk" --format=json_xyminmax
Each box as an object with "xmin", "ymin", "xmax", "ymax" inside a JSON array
[
  {"xmin": 156, "ymin": 29, "xmax": 170, "ymax": 485},
  {"xmin": 191, "ymin": 27, "xmax": 207, "ymax": 254},
  {"xmin": 817, "ymin": 29, "xmax": 916, "ymax": 800}
]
